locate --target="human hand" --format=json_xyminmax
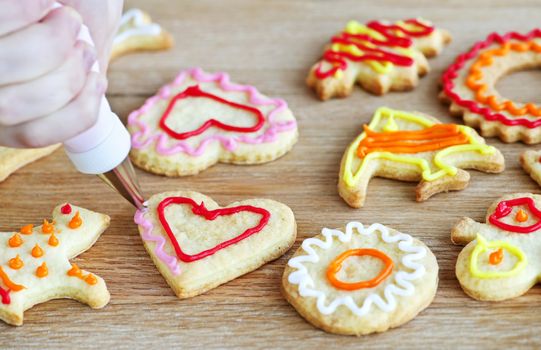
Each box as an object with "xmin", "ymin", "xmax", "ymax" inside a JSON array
[{"xmin": 0, "ymin": 0, "xmax": 123, "ymax": 148}]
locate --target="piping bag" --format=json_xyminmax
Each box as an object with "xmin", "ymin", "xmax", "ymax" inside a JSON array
[{"xmin": 55, "ymin": 3, "xmax": 146, "ymax": 209}]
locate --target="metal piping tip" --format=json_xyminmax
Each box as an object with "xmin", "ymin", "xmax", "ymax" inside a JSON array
[{"xmin": 97, "ymin": 156, "xmax": 146, "ymax": 210}]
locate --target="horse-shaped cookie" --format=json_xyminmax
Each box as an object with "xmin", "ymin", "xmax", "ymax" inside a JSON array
[{"xmin": 339, "ymin": 107, "xmax": 505, "ymax": 208}]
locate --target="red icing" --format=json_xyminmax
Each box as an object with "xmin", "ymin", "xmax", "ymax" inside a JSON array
[
  {"xmin": 315, "ymin": 19, "xmax": 434, "ymax": 79},
  {"xmin": 489, "ymin": 197, "xmax": 541, "ymax": 233},
  {"xmin": 159, "ymin": 85, "xmax": 265, "ymax": 140},
  {"xmin": 0, "ymin": 287, "xmax": 10, "ymax": 305},
  {"xmin": 61, "ymin": 204, "xmax": 72, "ymax": 215},
  {"xmin": 442, "ymin": 29, "xmax": 541, "ymax": 128},
  {"xmin": 157, "ymin": 196, "xmax": 270, "ymax": 262}
]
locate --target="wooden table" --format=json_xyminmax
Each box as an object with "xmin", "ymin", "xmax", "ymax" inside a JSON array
[{"xmin": 2, "ymin": 0, "xmax": 541, "ymax": 348}]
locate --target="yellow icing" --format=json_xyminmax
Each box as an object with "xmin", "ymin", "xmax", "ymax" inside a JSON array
[
  {"xmin": 469, "ymin": 234, "xmax": 527, "ymax": 279},
  {"xmin": 342, "ymin": 107, "xmax": 496, "ymax": 187}
]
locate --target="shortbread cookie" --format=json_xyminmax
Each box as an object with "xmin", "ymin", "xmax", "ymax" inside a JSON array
[
  {"xmin": 128, "ymin": 67, "xmax": 298, "ymax": 176},
  {"xmin": 111, "ymin": 8, "xmax": 173, "ymax": 60},
  {"xmin": 0, "ymin": 145, "xmax": 59, "ymax": 183},
  {"xmin": 452, "ymin": 193, "xmax": 541, "ymax": 301},
  {"xmin": 521, "ymin": 150, "xmax": 541, "ymax": 187},
  {"xmin": 282, "ymin": 221, "xmax": 438, "ymax": 336},
  {"xmin": 338, "ymin": 107, "xmax": 505, "ymax": 208},
  {"xmin": 441, "ymin": 29, "xmax": 541, "ymax": 143},
  {"xmin": 0, "ymin": 203, "xmax": 110, "ymax": 326},
  {"xmin": 134, "ymin": 191, "xmax": 296, "ymax": 298},
  {"xmin": 307, "ymin": 18, "xmax": 451, "ymax": 100}
]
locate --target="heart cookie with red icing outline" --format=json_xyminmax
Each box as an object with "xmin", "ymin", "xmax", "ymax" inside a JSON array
[{"xmin": 134, "ymin": 190, "xmax": 297, "ymax": 298}]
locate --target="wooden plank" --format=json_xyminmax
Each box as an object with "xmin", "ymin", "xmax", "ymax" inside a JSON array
[{"xmin": 1, "ymin": 0, "xmax": 541, "ymax": 348}]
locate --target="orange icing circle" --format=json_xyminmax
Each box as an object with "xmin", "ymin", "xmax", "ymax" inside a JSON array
[
  {"xmin": 8, "ymin": 233, "xmax": 23, "ymax": 248},
  {"xmin": 68, "ymin": 212, "xmax": 83, "ymax": 229},
  {"xmin": 68, "ymin": 264, "xmax": 82, "ymax": 278},
  {"xmin": 357, "ymin": 124, "xmax": 469, "ymax": 158},
  {"xmin": 8, "ymin": 255, "xmax": 24, "ymax": 270},
  {"xmin": 31, "ymin": 244, "xmax": 44, "ymax": 258},
  {"xmin": 42, "ymin": 219, "xmax": 54, "ymax": 234},
  {"xmin": 20, "ymin": 224, "xmax": 34, "ymax": 235},
  {"xmin": 48, "ymin": 233, "xmax": 59, "ymax": 247},
  {"xmin": 326, "ymin": 248, "xmax": 394, "ymax": 291},
  {"xmin": 36, "ymin": 263, "xmax": 48, "ymax": 278},
  {"xmin": 489, "ymin": 248, "xmax": 504, "ymax": 265},
  {"xmin": 465, "ymin": 41, "xmax": 541, "ymax": 117},
  {"xmin": 515, "ymin": 209, "xmax": 528, "ymax": 222}
]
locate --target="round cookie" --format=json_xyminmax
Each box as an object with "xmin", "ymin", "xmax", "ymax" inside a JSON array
[
  {"xmin": 441, "ymin": 29, "xmax": 541, "ymax": 143},
  {"xmin": 282, "ymin": 222, "xmax": 438, "ymax": 336}
]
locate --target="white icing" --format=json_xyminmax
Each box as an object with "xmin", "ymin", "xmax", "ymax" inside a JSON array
[
  {"xmin": 287, "ymin": 222, "xmax": 427, "ymax": 316},
  {"xmin": 113, "ymin": 8, "xmax": 163, "ymax": 45}
]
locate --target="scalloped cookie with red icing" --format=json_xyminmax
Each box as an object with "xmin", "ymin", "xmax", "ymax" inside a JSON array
[
  {"xmin": 441, "ymin": 29, "xmax": 541, "ymax": 144},
  {"xmin": 338, "ymin": 107, "xmax": 505, "ymax": 208},
  {"xmin": 134, "ymin": 190, "xmax": 297, "ymax": 298},
  {"xmin": 127, "ymin": 67, "xmax": 298, "ymax": 176},
  {"xmin": 307, "ymin": 18, "xmax": 451, "ymax": 100},
  {"xmin": 0, "ymin": 203, "xmax": 110, "ymax": 326}
]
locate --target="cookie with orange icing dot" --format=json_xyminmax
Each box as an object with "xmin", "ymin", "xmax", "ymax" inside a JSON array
[
  {"xmin": 0, "ymin": 203, "xmax": 110, "ymax": 326},
  {"xmin": 520, "ymin": 150, "xmax": 541, "ymax": 188},
  {"xmin": 441, "ymin": 29, "xmax": 541, "ymax": 143},
  {"xmin": 307, "ymin": 18, "xmax": 451, "ymax": 100},
  {"xmin": 282, "ymin": 221, "xmax": 438, "ymax": 335},
  {"xmin": 452, "ymin": 193, "xmax": 541, "ymax": 301},
  {"xmin": 338, "ymin": 107, "xmax": 505, "ymax": 208}
]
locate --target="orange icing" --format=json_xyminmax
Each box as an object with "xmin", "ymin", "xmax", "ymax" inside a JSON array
[
  {"xmin": 48, "ymin": 233, "xmax": 59, "ymax": 247},
  {"xmin": 8, "ymin": 233, "xmax": 23, "ymax": 248},
  {"xmin": 8, "ymin": 255, "xmax": 24, "ymax": 270},
  {"xmin": 31, "ymin": 244, "xmax": 44, "ymax": 258},
  {"xmin": 20, "ymin": 224, "xmax": 34, "ymax": 235},
  {"xmin": 326, "ymin": 248, "xmax": 394, "ymax": 290},
  {"xmin": 357, "ymin": 124, "xmax": 469, "ymax": 158},
  {"xmin": 0, "ymin": 266, "xmax": 25, "ymax": 291},
  {"xmin": 42, "ymin": 219, "xmax": 54, "ymax": 234},
  {"xmin": 36, "ymin": 262, "xmax": 48, "ymax": 278},
  {"xmin": 466, "ymin": 41, "xmax": 541, "ymax": 117},
  {"xmin": 68, "ymin": 212, "xmax": 82, "ymax": 229},
  {"xmin": 85, "ymin": 274, "xmax": 98, "ymax": 285},
  {"xmin": 489, "ymin": 248, "xmax": 504, "ymax": 265},
  {"xmin": 515, "ymin": 209, "xmax": 528, "ymax": 222},
  {"xmin": 67, "ymin": 264, "xmax": 98, "ymax": 285}
]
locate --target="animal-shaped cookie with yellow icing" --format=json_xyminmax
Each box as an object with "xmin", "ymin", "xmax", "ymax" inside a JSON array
[
  {"xmin": 307, "ymin": 18, "xmax": 451, "ymax": 100},
  {"xmin": 338, "ymin": 107, "xmax": 505, "ymax": 208},
  {"xmin": 282, "ymin": 221, "xmax": 438, "ymax": 335},
  {"xmin": 0, "ymin": 204, "xmax": 110, "ymax": 326},
  {"xmin": 452, "ymin": 193, "xmax": 541, "ymax": 301}
]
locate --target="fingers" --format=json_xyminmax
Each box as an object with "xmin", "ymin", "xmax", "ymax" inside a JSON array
[
  {"xmin": 0, "ymin": 72, "xmax": 106, "ymax": 148},
  {"xmin": 0, "ymin": 41, "xmax": 96, "ymax": 126},
  {"xmin": 0, "ymin": 0, "xmax": 55, "ymax": 36},
  {"xmin": 0, "ymin": 7, "xmax": 82, "ymax": 85}
]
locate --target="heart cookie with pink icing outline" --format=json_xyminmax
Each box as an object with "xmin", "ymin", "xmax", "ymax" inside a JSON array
[
  {"xmin": 127, "ymin": 67, "xmax": 298, "ymax": 176},
  {"xmin": 134, "ymin": 190, "xmax": 297, "ymax": 298}
]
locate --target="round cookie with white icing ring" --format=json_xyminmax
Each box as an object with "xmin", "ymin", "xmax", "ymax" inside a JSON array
[{"xmin": 282, "ymin": 222, "xmax": 438, "ymax": 336}]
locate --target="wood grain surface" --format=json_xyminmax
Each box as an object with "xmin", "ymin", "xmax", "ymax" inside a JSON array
[{"xmin": 2, "ymin": 0, "xmax": 541, "ymax": 348}]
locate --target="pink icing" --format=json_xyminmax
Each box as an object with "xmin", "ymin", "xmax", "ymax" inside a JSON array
[
  {"xmin": 127, "ymin": 67, "xmax": 297, "ymax": 156},
  {"xmin": 134, "ymin": 209, "xmax": 181, "ymax": 275}
]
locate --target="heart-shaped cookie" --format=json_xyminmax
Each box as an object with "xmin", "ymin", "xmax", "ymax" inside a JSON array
[
  {"xmin": 134, "ymin": 191, "xmax": 296, "ymax": 298},
  {"xmin": 127, "ymin": 67, "xmax": 298, "ymax": 176}
]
